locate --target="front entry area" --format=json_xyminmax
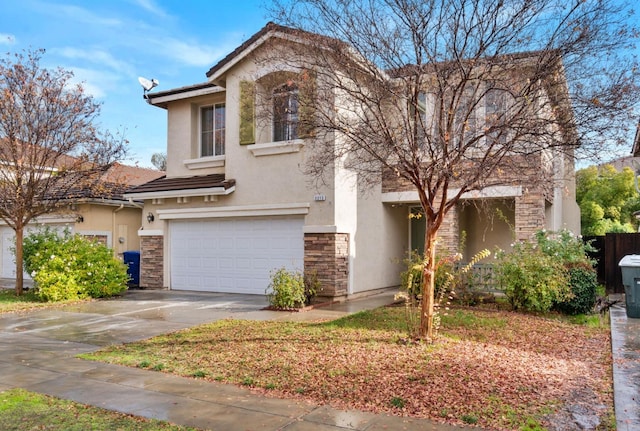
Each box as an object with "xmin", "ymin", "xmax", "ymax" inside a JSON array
[
  {"xmin": 169, "ymin": 216, "xmax": 304, "ymax": 294},
  {"xmin": 409, "ymin": 199, "xmax": 515, "ymax": 259}
]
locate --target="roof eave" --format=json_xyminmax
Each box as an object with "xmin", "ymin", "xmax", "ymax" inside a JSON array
[
  {"xmin": 123, "ymin": 185, "xmax": 235, "ymax": 201},
  {"xmin": 146, "ymin": 83, "xmax": 223, "ymax": 108}
]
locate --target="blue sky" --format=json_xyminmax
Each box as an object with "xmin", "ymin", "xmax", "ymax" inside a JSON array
[{"xmin": 0, "ymin": 0, "xmax": 269, "ymax": 168}]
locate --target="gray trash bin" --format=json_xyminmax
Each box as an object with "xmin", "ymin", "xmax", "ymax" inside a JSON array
[{"xmin": 618, "ymin": 255, "xmax": 640, "ymax": 318}]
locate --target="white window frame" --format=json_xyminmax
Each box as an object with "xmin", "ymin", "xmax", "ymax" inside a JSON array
[{"xmin": 200, "ymin": 103, "xmax": 226, "ymax": 157}]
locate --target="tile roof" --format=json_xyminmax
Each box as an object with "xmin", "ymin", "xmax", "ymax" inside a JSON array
[
  {"xmin": 47, "ymin": 163, "xmax": 165, "ymax": 203},
  {"xmin": 125, "ymin": 174, "xmax": 235, "ymax": 195},
  {"xmin": 102, "ymin": 163, "xmax": 165, "ymax": 186}
]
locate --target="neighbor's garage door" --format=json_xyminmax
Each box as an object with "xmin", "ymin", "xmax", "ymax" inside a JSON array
[{"xmin": 169, "ymin": 217, "xmax": 304, "ymax": 294}]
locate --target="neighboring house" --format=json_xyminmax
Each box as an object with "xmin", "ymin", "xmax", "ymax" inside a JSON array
[
  {"xmin": 0, "ymin": 162, "xmax": 163, "ymax": 279},
  {"xmin": 125, "ymin": 23, "xmax": 580, "ymax": 298}
]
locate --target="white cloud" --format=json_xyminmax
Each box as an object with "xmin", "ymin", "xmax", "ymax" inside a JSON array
[
  {"xmin": 66, "ymin": 67, "xmax": 123, "ymax": 99},
  {"xmin": 36, "ymin": 2, "xmax": 122, "ymax": 27},
  {"xmin": 0, "ymin": 33, "xmax": 16, "ymax": 45},
  {"xmin": 54, "ymin": 47, "xmax": 133, "ymax": 75},
  {"xmin": 156, "ymin": 38, "xmax": 227, "ymax": 67},
  {"xmin": 132, "ymin": 0, "xmax": 170, "ymax": 19}
]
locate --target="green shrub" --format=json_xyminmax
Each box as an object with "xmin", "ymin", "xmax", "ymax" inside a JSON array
[
  {"xmin": 494, "ymin": 230, "xmax": 595, "ymax": 314},
  {"xmin": 23, "ymin": 227, "xmax": 129, "ymax": 302},
  {"xmin": 494, "ymin": 242, "xmax": 571, "ymax": 312},
  {"xmin": 554, "ymin": 263, "xmax": 599, "ymax": 315},
  {"xmin": 534, "ymin": 229, "xmax": 595, "ymax": 265},
  {"xmin": 399, "ymin": 250, "xmax": 455, "ymax": 300},
  {"xmin": 266, "ymin": 267, "xmax": 307, "ymax": 309}
]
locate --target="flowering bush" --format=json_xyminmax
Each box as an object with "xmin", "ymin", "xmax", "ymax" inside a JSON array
[
  {"xmin": 23, "ymin": 227, "xmax": 129, "ymax": 302},
  {"xmin": 494, "ymin": 229, "xmax": 597, "ymax": 314}
]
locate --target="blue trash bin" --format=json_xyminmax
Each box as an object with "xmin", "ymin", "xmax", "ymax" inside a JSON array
[{"xmin": 123, "ymin": 251, "xmax": 141, "ymax": 288}]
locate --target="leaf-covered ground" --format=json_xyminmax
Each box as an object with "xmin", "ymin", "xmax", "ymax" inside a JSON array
[{"xmin": 83, "ymin": 307, "xmax": 613, "ymax": 430}]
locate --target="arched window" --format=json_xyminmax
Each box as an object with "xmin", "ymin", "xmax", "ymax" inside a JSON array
[{"xmin": 272, "ymin": 81, "xmax": 299, "ymax": 142}]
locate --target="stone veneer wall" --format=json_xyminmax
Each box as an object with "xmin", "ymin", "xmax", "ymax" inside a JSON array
[
  {"xmin": 515, "ymin": 191, "xmax": 546, "ymax": 242},
  {"xmin": 304, "ymin": 233, "xmax": 349, "ymax": 299},
  {"xmin": 437, "ymin": 206, "xmax": 459, "ymax": 254},
  {"xmin": 140, "ymin": 235, "xmax": 164, "ymax": 289}
]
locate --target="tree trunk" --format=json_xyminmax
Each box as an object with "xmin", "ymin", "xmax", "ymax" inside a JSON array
[
  {"xmin": 14, "ymin": 225, "xmax": 24, "ymax": 296},
  {"xmin": 419, "ymin": 227, "xmax": 438, "ymax": 341}
]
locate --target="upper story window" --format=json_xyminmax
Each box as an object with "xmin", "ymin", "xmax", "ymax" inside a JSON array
[
  {"xmin": 484, "ymin": 89, "xmax": 509, "ymax": 145},
  {"xmin": 201, "ymin": 103, "xmax": 225, "ymax": 157},
  {"xmin": 417, "ymin": 85, "xmax": 512, "ymax": 150},
  {"xmin": 272, "ymin": 82, "xmax": 299, "ymax": 142}
]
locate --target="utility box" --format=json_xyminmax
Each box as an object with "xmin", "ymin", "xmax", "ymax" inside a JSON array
[
  {"xmin": 123, "ymin": 251, "xmax": 141, "ymax": 288},
  {"xmin": 618, "ymin": 255, "xmax": 640, "ymax": 318}
]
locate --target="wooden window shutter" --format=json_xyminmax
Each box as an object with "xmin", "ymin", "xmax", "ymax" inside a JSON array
[
  {"xmin": 298, "ymin": 69, "xmax": 316, "ymax": 139},
  {"xmin": 239, "ymin": 80, "xmax": 255, "ymax": 145}
]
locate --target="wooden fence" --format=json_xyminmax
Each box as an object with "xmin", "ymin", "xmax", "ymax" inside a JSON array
[{"xmin": 585, "ymin": 233, "xmax": 640, "ymax": 293}]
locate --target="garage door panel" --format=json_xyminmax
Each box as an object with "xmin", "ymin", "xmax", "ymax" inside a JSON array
[{"xmin": 170, "ymin": 217, "xmax": 303, "ymax": 294}]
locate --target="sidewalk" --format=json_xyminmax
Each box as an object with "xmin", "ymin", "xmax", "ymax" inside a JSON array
[
  {"xmin": 609, "ymin": 296, "xmax": 640, "ymax": 431},
  {"xmin": 0, "ymin": 289, "xmax": 475, "ymax": 431}
]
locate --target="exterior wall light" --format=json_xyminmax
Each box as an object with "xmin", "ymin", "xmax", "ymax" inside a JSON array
[
  {"xmin": 147, "ymin": 212, "xmax": 155, "ymax": 223},
  {"xmin": 76, "ymin": 215, "xmax": 84, "ymax": 223}
]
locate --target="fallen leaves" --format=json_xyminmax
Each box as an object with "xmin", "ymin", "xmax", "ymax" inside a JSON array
[{"xmin": 87, "ymin": 307, "xmax": 613, "ymax": 430}]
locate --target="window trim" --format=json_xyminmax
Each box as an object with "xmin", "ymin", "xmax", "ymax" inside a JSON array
[
  {"xmin": 199, "ymin": 102, "xmax": 226, "ymax": 157},
  {"xmin": 272, "ymin": 83, "xmax": 299, "ymax": 142},
  {"xmin": 417, "ymin": 85, "xmax": 512, "ymax": 151}
]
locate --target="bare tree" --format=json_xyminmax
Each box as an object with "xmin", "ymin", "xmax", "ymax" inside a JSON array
[
  {"xmin": 150, "ymin": 152, "xmax": 167, "ymax": 171},
  {"xmin": 266, "ymin": 0, "xmax": 640, "ymax": 340},
  {"xmin": 0, "ymin": 49, "xmax": 127, "ymax": 295}
]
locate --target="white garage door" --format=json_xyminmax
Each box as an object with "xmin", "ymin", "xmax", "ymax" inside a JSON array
[{"xmin": 169, "ymin": 216, "xmax": 304, "ymax": 294}]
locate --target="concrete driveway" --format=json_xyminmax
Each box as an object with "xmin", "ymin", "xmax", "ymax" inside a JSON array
[{"xmin": 0, "ymin": 289, "xmax": 272, "ymax": 347}]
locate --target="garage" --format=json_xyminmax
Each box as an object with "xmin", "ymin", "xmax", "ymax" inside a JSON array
[{"xmin": 169, "ymin": 216, "xmax": 304, "ymax": 294}]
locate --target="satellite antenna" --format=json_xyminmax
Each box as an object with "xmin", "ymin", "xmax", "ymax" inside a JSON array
[{"xmin": 138, "ymin": 76, "xmax": 159, "ymax": 102}]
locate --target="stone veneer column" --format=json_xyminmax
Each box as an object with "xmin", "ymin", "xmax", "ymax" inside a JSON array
[
  {"xmin": 437, "ymin": 206, "xmax": 460, "ymax": 255},
  {"xmin": 140, "ymin": 235, "xmax": 164, "ymax": 289},
  {"xmin": 304, "ymin": 233, "xmax": 349, "ymax": 300},
  {"xmin": 515, "ymin": 191, "xmax": 545, "ymax": 242}
]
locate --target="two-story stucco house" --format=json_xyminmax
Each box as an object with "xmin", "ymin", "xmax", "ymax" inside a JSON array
[{"xmin": 125, "ymin": 23, "xmax": 580, "ymax": 299}]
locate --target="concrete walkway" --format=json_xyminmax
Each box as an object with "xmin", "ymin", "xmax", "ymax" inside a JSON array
[
  {"xmin": 609, "ymin": 297, "xmax": 640, "ymax": 431},
  {"xmin": 0, "ymin": 289, "xmax": 473, "ymax": 431}
]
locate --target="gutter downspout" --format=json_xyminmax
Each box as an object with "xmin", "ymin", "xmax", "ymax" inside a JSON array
[
  {"xmin": 127, "ymin": 198, "xmax": 144, "ymax": 209},
  {"xmin": 112, "ymin": 204, "xmax": 125, "ymax": 255}
]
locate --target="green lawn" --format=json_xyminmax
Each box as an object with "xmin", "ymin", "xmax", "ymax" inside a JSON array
[
  {"xmin": 0, "ymin": 388, "xmax": 200, "ymax": 431},
  {"xmin": 0, "ymin": 288, "xmax": 87, "ymax": 314}
]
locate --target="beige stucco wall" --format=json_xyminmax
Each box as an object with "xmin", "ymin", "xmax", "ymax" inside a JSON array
[
  {"xmin": 352, "ymin": 184, "xmax": 406, "ymax": 293},
  {"xmin": 459, "ymin": 199, "xmax": 515, "ymax": 260},
  {"xmin": 75, "ymin": 203, "xmax": 142, "ymax": 255}
]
